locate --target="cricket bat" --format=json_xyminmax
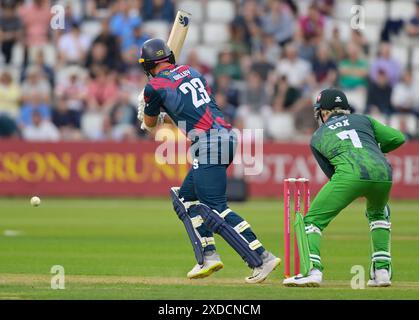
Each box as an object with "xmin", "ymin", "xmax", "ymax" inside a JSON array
[{"xmin": 167, "ymin": 10, "xmax": 192, "ymax": 61}]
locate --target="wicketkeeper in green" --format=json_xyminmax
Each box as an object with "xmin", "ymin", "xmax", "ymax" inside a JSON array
[{"xmin": 283, "ymin": 88, "xmax": 405, "ymax": 287}]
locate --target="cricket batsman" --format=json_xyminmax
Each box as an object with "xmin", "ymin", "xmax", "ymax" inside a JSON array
[
  {"xmin": 284, "ymin": 88, "xmax": 405, "ymax": 287},
  {"xmin": 137, "ymin": 38, "xmax": 280, "ymax": 283}
]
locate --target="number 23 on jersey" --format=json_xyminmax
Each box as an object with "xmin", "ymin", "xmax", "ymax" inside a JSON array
[{"xmin": 179, "ymin": 78, "xmax": 211, "ymax": 108}]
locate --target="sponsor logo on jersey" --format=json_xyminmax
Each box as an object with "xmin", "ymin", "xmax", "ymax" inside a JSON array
[
  {"xmin": 179, "ymin": 15, "xmax": 189, "ymax": 27},
  {"xmin": 316, "ymin": 93, "xmax": 321, "ymax": 102}
]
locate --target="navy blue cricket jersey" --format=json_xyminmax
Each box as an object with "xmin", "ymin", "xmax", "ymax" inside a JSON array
[{"xmin": 143, "ymin": 64, "xmax": 232, "ymax": 136}]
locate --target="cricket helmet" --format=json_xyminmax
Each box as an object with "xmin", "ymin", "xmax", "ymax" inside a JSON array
[
  {"xmin": 313, "ymin": 88, "xmax": 354, "ymax": 123},
  {"xmin": 313, "ymin": 87, "xmax": 350, "ymax": 111},
  {"xmin": 139, "ymin": 38, "xmax": 175, "ymax": 77}
]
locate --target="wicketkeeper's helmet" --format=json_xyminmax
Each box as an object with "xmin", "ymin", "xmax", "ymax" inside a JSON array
[
  {"xmin": 313, "ymin": 87, "xmax": 354, "ymax": 123},
  {"xmin": 139, "ymin": 38, "xmax": 175, "ymax": 77},
  {"xmin": 313, "ymin": 87, "xmax": 350, "ymax": 111}
]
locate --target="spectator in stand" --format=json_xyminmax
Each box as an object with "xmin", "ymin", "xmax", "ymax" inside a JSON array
[
  {"xmin": 132, "ymin": 23, "xmax": 150, "ymax": 51},
  {"xmin": 229, "ymin": 21, "xmax": 250, "ymax": 57},
  {"xmin": 350, "ymin": 29, "xmax": 369, "ymax": 56},
  {"xmin": 0, "ymin": 114, "xmax": 19, "ymax": 138},
  {"xmin": 276, "ymin": 43, "xmax": 312, "ymax": 89},
  {"xmin": 142, "ymin": 0, "xmax": 175, "ymax": 23},
  {"xmin": 119, "ymin": 69, "xmax": 146, "ymax": 106},
  {"xmin": 0, "ymin": 2, "xmax": 22, "ymax": 65},
  {"xmin": 271, "ymin": 75, "xmax": 302, "ymax": 113},
  {"xmin": 0, "ymin": 70, "xmax": 21, "ymax": 119},
  {"xmin": 214, "ymin": 73, "xmax": 239, "ymax": 108},
  {"xmin": 60, "ymin": 3, "xmax": 82, "ymax": 34},
  {"xmin": 391, "ymin": 69, "xmax": 419, "ymax": 116},
  {"xmin": 214, "ymin": 48, "xmax": 243, "ymax": 80},
  {"xmin": 92, "ymin": 18, "xmax": 123, "ymax": 69},
  {"xmin": 21, "ymin": 49, "xmax": 55, "ymax": 87},
  {"xmin": 58, "ymin": 22, "xmax": 91, "ymax": 66},
  {"xmin": 55, "ymin": 66, "xmax": 87, "ymax": 114},
  {"xmin": 21, "ymin": 66, "xmax": 51, "ymax": 105},
  {"xmin": 215, "ymin": 91, "xmax": 236, "ymax": 126},
  {"xmin": 186, "ymin": 49, "xmax": 212, "ymax": 81},
  {"xmin": 19, "ymin": 96, "xmax": 51, "ymax": 127},
  {"xmin": 237, "ymin": 70, "xmax": 270, "ymax": 116},
  {"xmin": 250, "ymin": 50, "xmax": 275, "ymax": 82},
  {"xmin": 232, "ymin": 0, "xmax": 263, "ymax": 53},
  {"xmin": 85, "ymin": 42, "xmax": 115, "ymax": 75},
  {"xmin": 328, "ymin": 25, "xmax": 345, "ymax": 62},
  {"xmin": 52, "ymin": 96, "xmax": 81, "ymax": 140},
  {"xmin": 261, "ymin": 32, "xmax": 281, "ymax": 66},
  {"xmin": 261, "ymin": 0, "xmax": 295, "ymax": 47},
  {"xmin": 405, "ymin": 0, "xmax": 419, "ymax": 37},
  {"xmin": 315, "ymin": 0, "xmax": 335, "ymax": 17},
  {"xmin": 297, "ymin": 3, "xmax": 324, "ymax": 44},
  {"xmin": 109, "ymin": 89, "xmax": 137, "ymax": 141},
  {"xmin": 87, "ymin": 67, "xmax": 119, "ymax": 112},
  {"xmin": 18, "ymin": 0, "xmax": 52, "ymax": 55},
  {"xmin": 370, "ymin": 42, "xmax": 401, "ymax": 87},
  {"xmin": 366, "ymin": 69, "xmax": 393, "ymax": 117},
  {"xmin": 122, "ymin": 22, "xmax": 150, "ymax": 66},
  {"xmin": 338, "ymin": 43, "xmax": 368, "ymax": 89},
  {"xmin": 312, "ymin": 43, "xmax": 337, "ymax": 87},
  {"xmin": 109, "ymin": 0, "xmax": 142, "ymax": 54},
  {"xmin": 22, "ymin": 110, "xmax": 60, "ymax": 141}
]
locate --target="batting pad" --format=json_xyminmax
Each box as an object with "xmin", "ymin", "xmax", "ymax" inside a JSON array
[{"xmin": 295, "ymin": 212, "xmax": 312, "ymax": 276}]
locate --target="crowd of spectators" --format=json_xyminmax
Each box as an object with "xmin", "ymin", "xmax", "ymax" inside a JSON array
[{"xmin": 0, "ymin": 0, "xmax": 418, "ymax": 142}]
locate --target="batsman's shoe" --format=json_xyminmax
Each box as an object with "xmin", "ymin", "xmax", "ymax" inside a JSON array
[
  {"xmin": 187, "ymin": 251, "xmax": 224, "ymax": 279},
  {"xmin": 367, "ymin": 269, "xmax": 391, "ymax": 287},
  {"xmin": 283, "ymin": 268, "xmax": 323, "ymax": 287},
  {"xmin": 245, "ymin": 251, "xmax": 281, "ymax": 284}
]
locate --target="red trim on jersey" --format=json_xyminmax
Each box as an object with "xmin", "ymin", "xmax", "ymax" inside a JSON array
[
  {"xmin": 149, "ymin": 77, "xmax": 183, "ymax": 90},
  {"xmin": 194, "ymin": 108, "xmax": 214, "ymax": 131},
  {"xmin": 176, "ymin": 65, "xmax": 190, "ymax": 73},
  {"xmin": 215, "ymin": 117, "xmax": 232, "ymax": 129},
  {"xmin": 205, "ymin": 83, "xmax": 212, "ymax": 95},
  {"xmin": 159, "ymin": 64, "xmax": 175, "ymax": 71}
]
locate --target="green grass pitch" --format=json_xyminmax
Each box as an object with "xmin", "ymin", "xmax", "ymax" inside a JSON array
[{"xmin": 0, "ymin": 198, "xmax": 418, "ymax": 300}]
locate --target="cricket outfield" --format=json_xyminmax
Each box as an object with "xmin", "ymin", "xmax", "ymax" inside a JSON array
[{"xmin": 0, "ymin": 198, "xmax": 418, "ymax": 300}]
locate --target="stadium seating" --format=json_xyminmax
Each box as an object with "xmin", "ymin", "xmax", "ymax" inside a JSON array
[
  {"xmin": 185, "ymin": 23, "xmax": 200, "ymax": 46},
  {"xmin": 412, "ymin": 46, "xmax": 419, "ymax": 69},
  {"xmin": 345, "ymin": 89, "xmax": 367, "ymax": 114},
  {"xmin": 295, "ymin": 0, "xmax": 312, "ymax": 16},
  {"xmin": 177, "ymin": 0, "xmax": 204, "ymax": 21},
  {"xmin": 81, "ymin": 20, "xmax": 102, "ymax": 42},
  {"xmin": 389, "ymin": 0, "xmax": 416, "ymax": 20},
  {"xmin": 143, "ymin": 21, "xmax": 170, "ymax": 40},
  {"xmin": 364, "ymin": 22, "xmax": 382, "ymax": 43},
  {"xmin": 203, "ymin": 22, "xmax": 230, "ymax": 45},
  {"xmin": 389, "ymin": 114, "xmax": 418, "ymax": 136},
  {"xmin": 364, "ymin": 0, "xmax": 387, "ymax": 23},
  {"xmin": 392, "ymin": 45, "xmax": 409, "ymax": 68},
  {"xmin": 207, "ymin": 0, "xmax": 236, "ymax": 22},
  {"xmin": 10, "ymin": 43, "xmax": 25, "ymax": 67},
  {"xmin": 194, "ymin": 45, "xmax": 221, "ymax": 67},
  {"xmin": 266, "ymin": 113, "xmax": 296, "ymax": 140},
  {"xmin": 81, "ymin": 112, "xmax": 106, "ymax": 140},
  {"xmin": 242, "ymin": 113, "xmax": 265, "ymax": 131},
  {"xmin": 334, "ymin": 0, "xmax": 356, "ymax": 20}
]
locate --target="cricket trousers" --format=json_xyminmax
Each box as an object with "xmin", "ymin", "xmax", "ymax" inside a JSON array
[
  {"xmin": 178, "ymin": 130, "xmax": 265, "ymax": 255},
  {"xmin": 304, "ymin": 177, "xmax": 392, "ymax": 277}
]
